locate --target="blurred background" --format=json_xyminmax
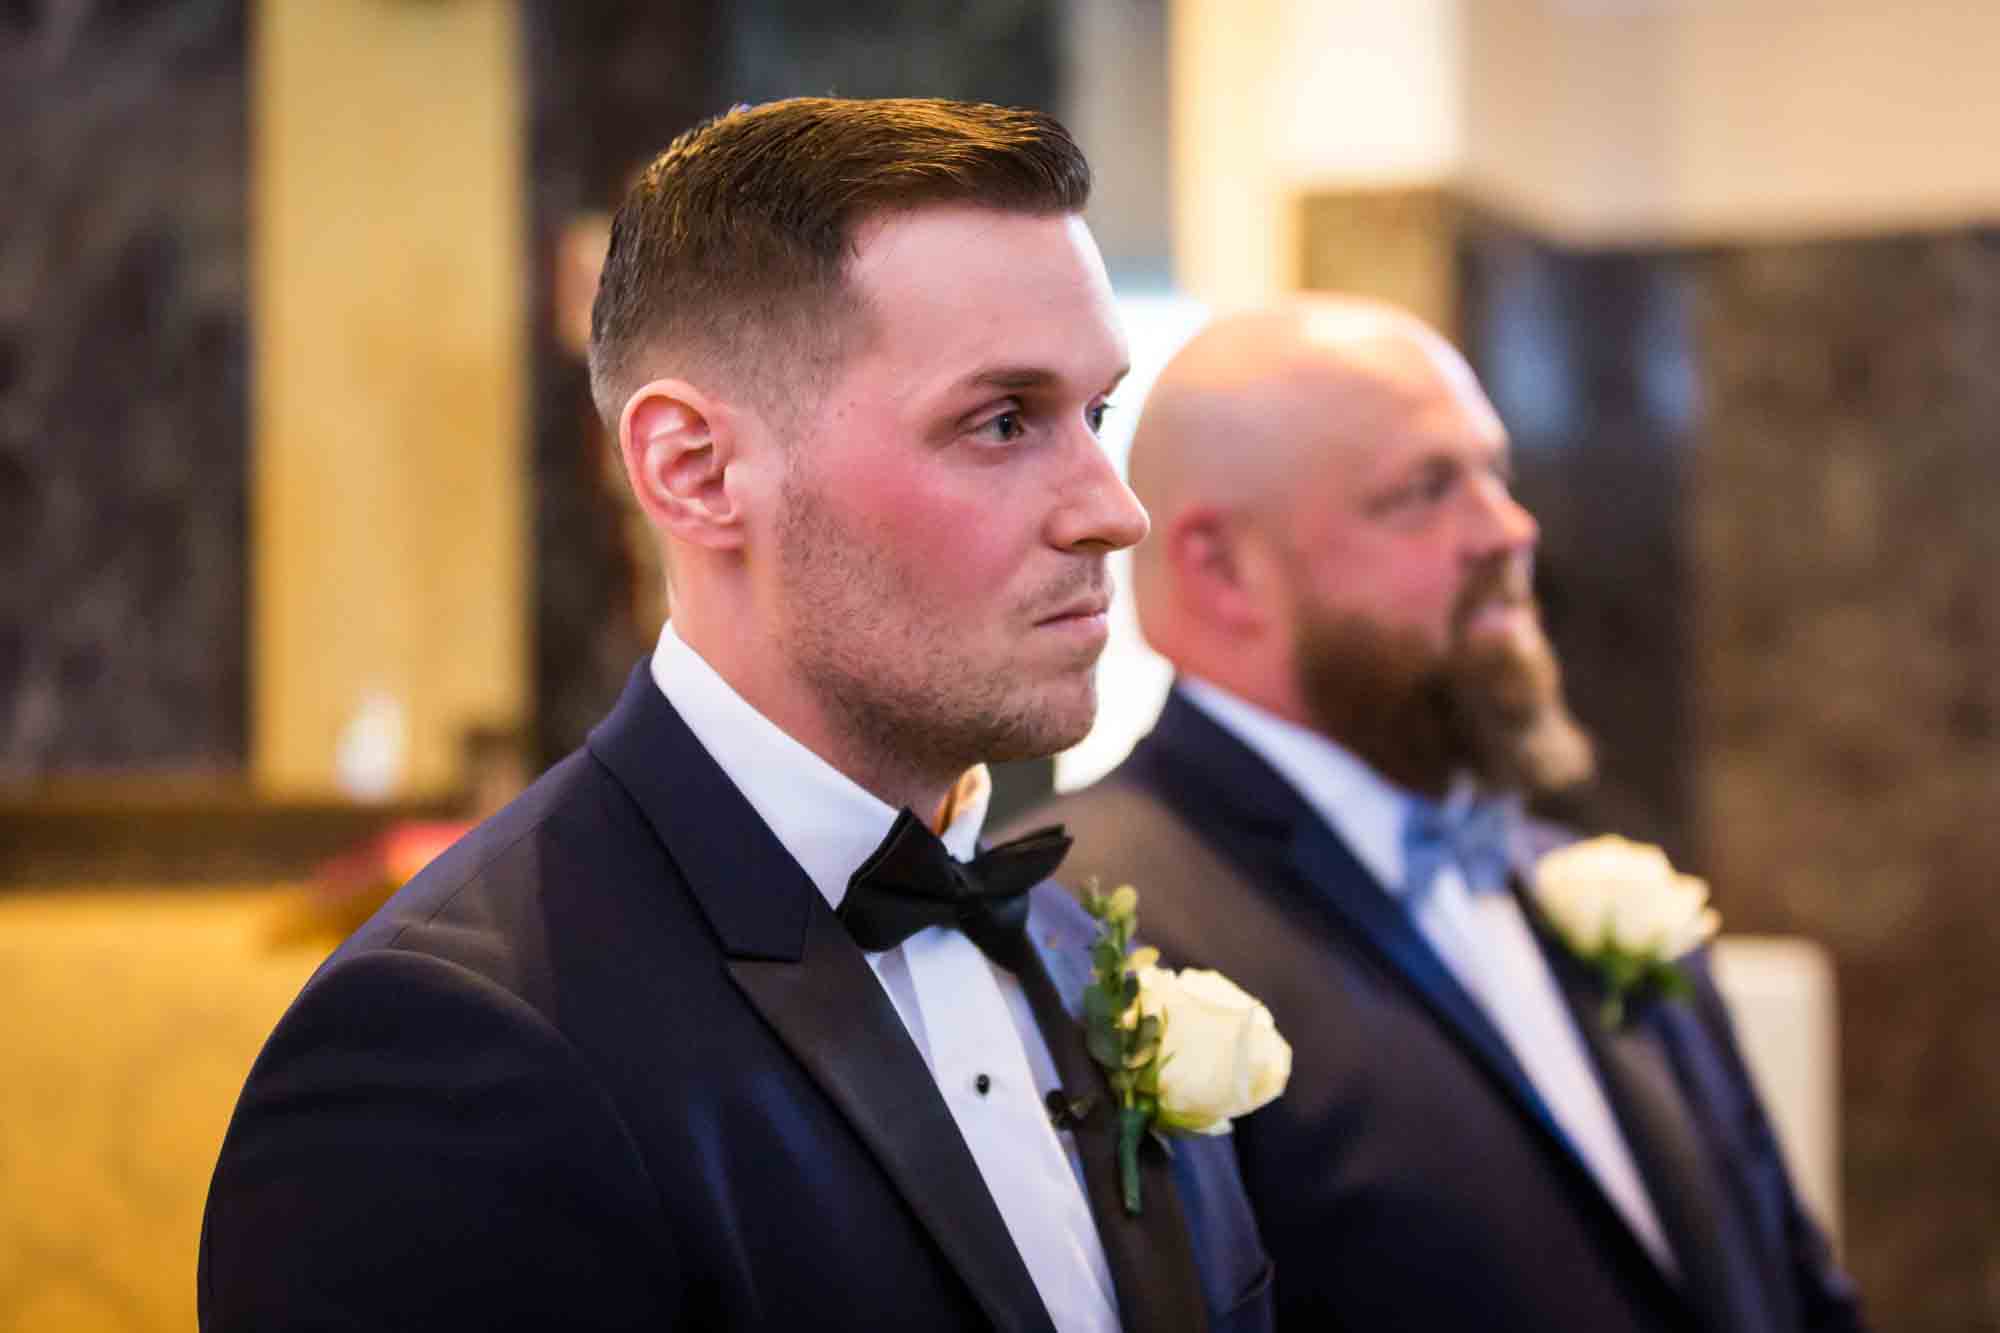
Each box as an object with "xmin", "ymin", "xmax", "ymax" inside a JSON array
[{"xmin": 3, "ymin": 1, "xmax": 1996, "ymax": 1328}]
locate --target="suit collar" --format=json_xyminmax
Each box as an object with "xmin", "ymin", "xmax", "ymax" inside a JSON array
[
  {"xmin": 1132, "ymin": 686, "xmax": 1317, "ymax": 842},
  {"xmin": 588, "ymin": 663, "xmax": 814, "ymax": 961},
  {"xmin": 1177, "ymin": 677, "xmax": 1411, "ymax": 886},
  {"xmin": 1172, "ymin": 679, "xmax": 1539, "ymax": 894}
]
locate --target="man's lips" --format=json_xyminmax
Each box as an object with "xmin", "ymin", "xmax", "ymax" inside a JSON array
[
  {"xmin": 1459, "ymin": 596, "xmax": 1537, "ymax": 641},
  {"xmin": 1033, "ymin": 596, "xmax": 1112, "ymax": 647},
  {"xmin": 1035, "ymin": 595, "xmax": 1111, "ymax": 627}
]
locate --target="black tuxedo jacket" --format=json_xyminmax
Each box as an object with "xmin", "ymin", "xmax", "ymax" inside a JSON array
[
  {"xmin": 1013, "ymin": 686, "xmax": 1865, "ymax": 1333},
  {"xmin": 199, "ymin": 667, "xmax": 1272, "ymax": 1332}
]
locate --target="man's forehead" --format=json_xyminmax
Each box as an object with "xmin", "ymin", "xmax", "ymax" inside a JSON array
[
  {"xmin": 847, "ymin": 200, "xmax": 1093, "ymax": 256},
  {"xmin": 842, "ymin": 205, "xmax": 1126, "ymax": 382}
]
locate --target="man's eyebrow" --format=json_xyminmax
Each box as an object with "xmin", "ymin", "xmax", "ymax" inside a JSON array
[
  {"xmin": 953, "ymin": 363, "xmax": 1133, "ymax": 394},
  {"xmin": 957, "ymin": 365, "xmax": 1058, "ymax": 392}
]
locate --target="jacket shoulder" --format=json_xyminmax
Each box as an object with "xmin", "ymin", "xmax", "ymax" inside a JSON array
[{"xmin": 202, "ymin": 940, "xmax": 677, "ymax": 1329}]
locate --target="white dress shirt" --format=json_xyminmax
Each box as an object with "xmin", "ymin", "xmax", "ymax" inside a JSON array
[
  {"xmin": 651, "ymin": 623, "xmax": 1120, "ymax": 1332},
  {"xmin": 1179, "ymin": 677, "xmax": 1678, "ymax": 1272}
]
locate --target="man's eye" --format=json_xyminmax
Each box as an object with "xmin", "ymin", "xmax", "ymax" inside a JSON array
[
  {"xmin": 978, "ymin": 410, "xmax": 1025, "ymax": 443},
  {"xmin": 1086, "ymin": 402, "xmax": 1113, "ymax": 435},
  {"xmin": 1370, "ymin": 465, "xmax": 1456, "ymax": 517},
  {"xmin": 1398, "ymin": 461, "xmax": 1457, "ymax": 505}
]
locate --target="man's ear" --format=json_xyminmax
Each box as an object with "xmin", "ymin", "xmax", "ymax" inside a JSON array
[
  {"xmin": 618, "ymin": 378, "xmax": 747, "ymax": 551},
  {"xmin": 1166, "ymin": 506, "xmax": 1278, "ymax": 634}
]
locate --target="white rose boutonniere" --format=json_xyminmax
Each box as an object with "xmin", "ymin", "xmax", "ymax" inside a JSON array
[
  {"xmin": 1080, "ymin": 884, "xmax": 1293, "ymax": 1214},
  {"xmin": 1532, "ymin": 834, "xmax": 1721, "ymax": 1028},
  {"xmin": 1133, "ymin": 965, "xmax": 1292, "ymax": 1135}
]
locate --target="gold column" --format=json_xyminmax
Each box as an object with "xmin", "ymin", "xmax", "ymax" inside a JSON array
[
  {"xmin": 252, "ymin": 0, "xmax": 526, "ymax": 799},
  {"xmin": 1297, "ymin": 186, "xmax": 1460, "ymax": 336}
]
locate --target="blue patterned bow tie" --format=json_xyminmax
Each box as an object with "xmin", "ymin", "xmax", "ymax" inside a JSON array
[{"xmin": 1401, "ymin": 794, "xmax": 1518, "ymax": 901}]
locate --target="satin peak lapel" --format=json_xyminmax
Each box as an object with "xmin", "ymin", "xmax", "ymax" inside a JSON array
[{"xmin": 729, "ymin": 903, "xmax": 1057, "ymax": 1333}]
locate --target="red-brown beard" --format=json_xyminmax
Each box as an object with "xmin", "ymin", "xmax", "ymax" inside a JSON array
[{"xmin": 1293, "ymin": 561, "xmax": 1595, "ymax": 798}]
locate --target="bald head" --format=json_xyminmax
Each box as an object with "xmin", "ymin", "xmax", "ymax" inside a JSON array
[
  {"xmin": 1129, "ymin": 294, "xmax": 1496, "ymax": 610},
  {"xmin": 1135, "ymin": 298, "xmax": 1487, "ymax": 530}
]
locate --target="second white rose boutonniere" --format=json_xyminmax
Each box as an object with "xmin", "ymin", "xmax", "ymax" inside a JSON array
[
  {"xmin": 1532, "ymin": 834, "xmax": 1721, "ymax": 1028},
  {"xmin": 1080, "ymin": 884, "xmax": 1292, "ymax": 1214}
]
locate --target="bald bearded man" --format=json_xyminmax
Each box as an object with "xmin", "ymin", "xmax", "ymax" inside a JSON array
[{"xmin": 1010, "ymin": 299, "xmax": 1865, "ymax": 1332}]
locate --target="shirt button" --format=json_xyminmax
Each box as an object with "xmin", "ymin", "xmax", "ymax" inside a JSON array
[{"xmin": 974, "ymin": 1073, "xmax": 992, "ymax": 1096}]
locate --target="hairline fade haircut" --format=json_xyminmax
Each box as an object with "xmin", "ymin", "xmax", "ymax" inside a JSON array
[{"xmin": 587, "ymin": 96, "xmax": 1094, "ymax": 436}]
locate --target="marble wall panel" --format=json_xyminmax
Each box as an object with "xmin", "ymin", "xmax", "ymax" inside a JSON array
[
  {"xmin": 1456, "ymin": 209, "xmax": 2000, "ymax": 1332},
  {"xmin": 1691, "ymin": 228, "xmax": 2000, "ymax": 1333},
  {"xmin": 525, "ymin": 0, "xmax": 729, "ymax": 769},
  {"xmin": 1, "ymin": 2, "xmax": 247, "ymax": 780}
]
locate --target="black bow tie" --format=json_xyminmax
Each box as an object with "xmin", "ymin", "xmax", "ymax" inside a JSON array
[{"xmin": 838, "ymin": 811, "xmax": 1072, "ymax": 973}]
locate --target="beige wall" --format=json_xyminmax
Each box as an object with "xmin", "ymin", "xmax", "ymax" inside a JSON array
[
  {"xmin": 1462, "ymin": 1, "xmax": 2000, "ymax": 245},
  {"xmin": 253, "ymin": 0, "xmax": 527, "ymax": 799},
  {"xmin": 1173, "ymin": 1, "xmax": 2000, "ymax": 292},
  {"xmin": 1267, "ymin": 0, "xmax": 1461, "ymax": 188}
]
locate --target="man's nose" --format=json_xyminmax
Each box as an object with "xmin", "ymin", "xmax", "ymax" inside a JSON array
[
  {"xmin": 1052, "ymin": 436, "xmax": 1151, "ymax": 553},
  {"xmin": 1468, "ymin": 473, "xmax": 1538, "ymax": 557}
]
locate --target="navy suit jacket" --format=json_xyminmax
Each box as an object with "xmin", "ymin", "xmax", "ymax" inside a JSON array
[
  {"xmin": 199, "ymin": 667, "xmax": 1272, "ymax": 1332},
  {"xmin": 1012, "ymin": 687, "xmax": 1865, "ymax": 1333}
]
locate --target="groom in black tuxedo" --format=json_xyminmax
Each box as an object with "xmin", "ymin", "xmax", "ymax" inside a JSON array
[
  {"xmin": 1017, "ymin": 299, "xmax": 1865, "ymax": 1332},
  {"xmin": 199, "ymin": 98, "xmax": 1270, "ymax": 1332}
]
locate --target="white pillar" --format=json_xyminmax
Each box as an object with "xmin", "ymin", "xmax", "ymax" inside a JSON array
[{"xmin": 1169, "ymin": 0, "xmax": 1462, "ymax": 306}]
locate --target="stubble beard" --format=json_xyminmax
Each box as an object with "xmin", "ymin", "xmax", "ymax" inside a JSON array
[
  {"xmin": 1293, "ymin": 561, "xmax": 1595, "ymax": 799},
  {"xmin": 775, "ymin": 469, "xmax": 1103, "ymax": 797}
]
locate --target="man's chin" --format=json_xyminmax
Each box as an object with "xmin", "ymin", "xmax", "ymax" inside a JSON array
[
  {"xmin": 1448, "ymin": 629, "xmax": 1596, "ymax": 796},
  {"xmin": 1509, "ymin": 708, "xmax": 1596, "ymax": 794},
  {"xmin": 984, "ymin": 678, "xmax": 1097, "ymax": 764}
]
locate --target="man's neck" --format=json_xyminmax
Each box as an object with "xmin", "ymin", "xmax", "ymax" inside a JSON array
[
  {"xmin": 800, "ymin": 732, "xmax": 962, "ymax": 826},
  {"xmin": 671, "ymin": 612, "xmax": 960, "ymax": 818}
]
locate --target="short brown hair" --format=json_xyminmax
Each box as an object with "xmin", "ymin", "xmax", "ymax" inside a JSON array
[{"xmin": 587, "ymin": 97, "xmax": 1092, "ymax": 431}]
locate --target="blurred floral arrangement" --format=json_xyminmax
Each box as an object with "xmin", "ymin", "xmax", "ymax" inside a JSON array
[
  {"xmin": 316, "ymin": 820, "xmax": 470, "ymax": 925},
  {"xmin": 266, "ymin": 820, "xmax": 472, "ymax": 948}
]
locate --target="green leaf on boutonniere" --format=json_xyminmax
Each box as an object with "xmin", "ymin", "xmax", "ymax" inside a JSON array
[{"xmin": 1085, "ymin": 1015, "xmax": 1126, "ymax": 1069}]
